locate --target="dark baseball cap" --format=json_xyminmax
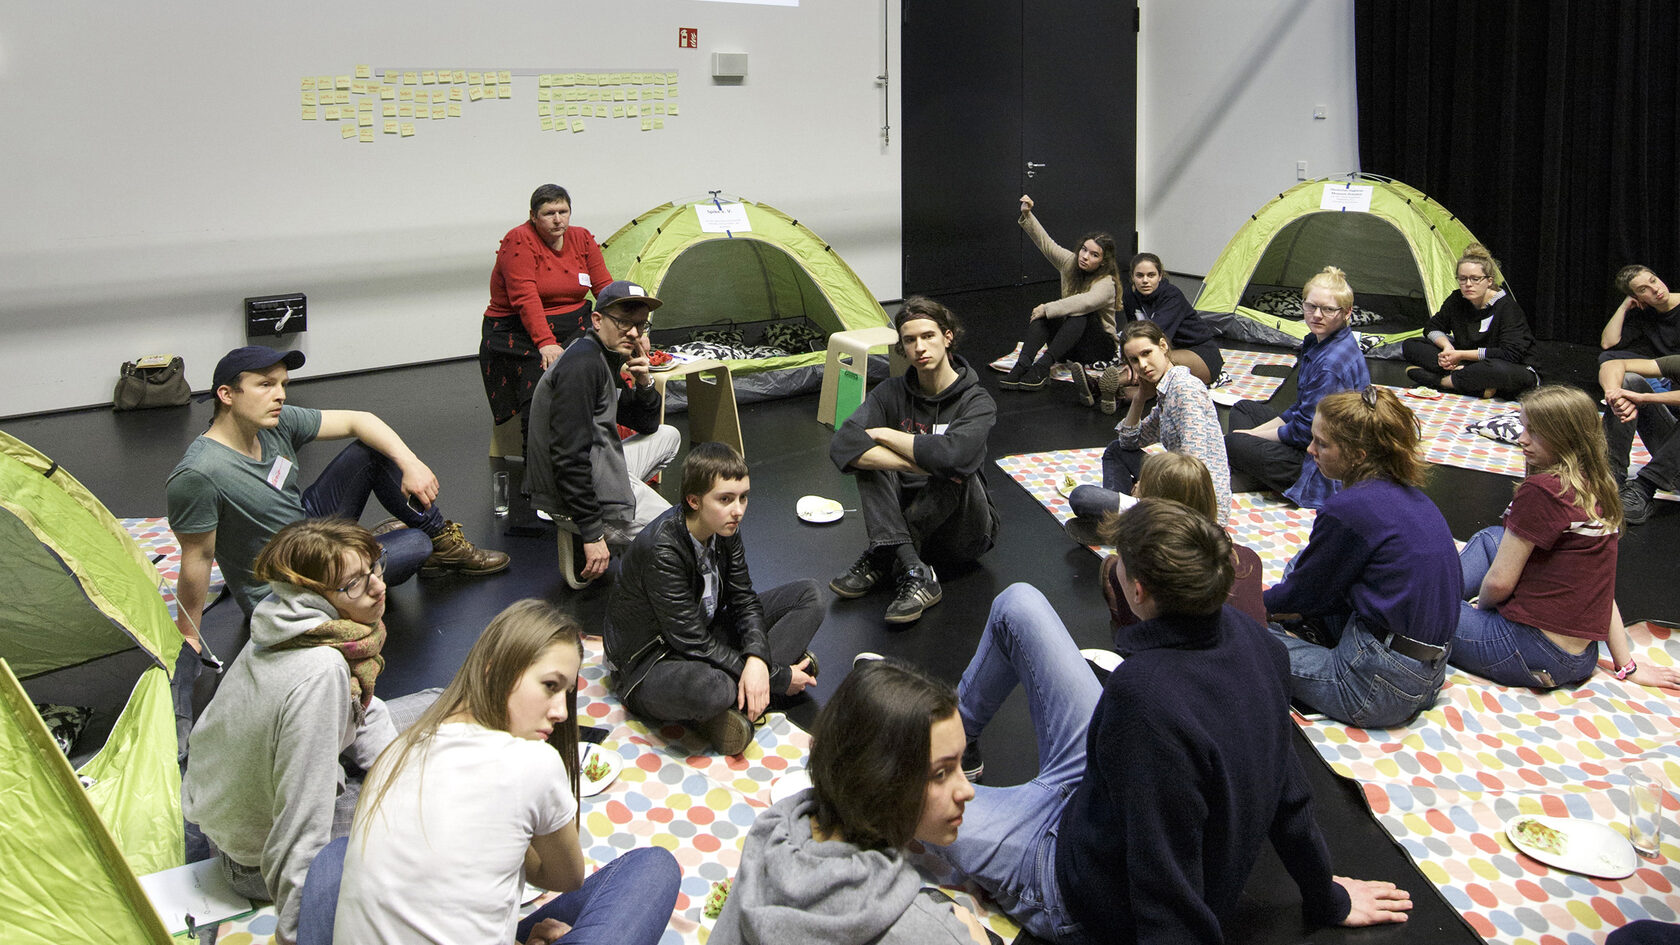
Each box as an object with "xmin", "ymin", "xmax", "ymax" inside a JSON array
[
  {"xmin": 213, "ymin": 346, "xmax": 305, "ymax": 391},
  {"xmin": 594, "ymin": 280, "xmax": 663, "ymax": 314}
]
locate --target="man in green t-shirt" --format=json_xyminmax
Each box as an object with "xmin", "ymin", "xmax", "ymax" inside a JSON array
[{"xmin": 166, "ymin": 346, "xmax": 509, "ymax": 653}]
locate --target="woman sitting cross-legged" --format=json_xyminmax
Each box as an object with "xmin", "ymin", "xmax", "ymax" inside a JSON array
[
  {"xmin": 1082, "ymin": 451, "xmax": 1265, "ymax": 632},
  {"xmin": 332, "ymin": 599, "xmax": 680, "ymax": 945},
  {"xmin": 997, "ymin": 194, "xmax": 1120, "ymax": 403},
  {"xmin": 933, "ymin": 501, "xmax": 1412, "ymax": 943},
  {"xmin": 711, "ymin": 659, "xmax": 993, "ymax": 945},
  {"xmin": 1065, "ymin": 321, "xmax": 1231, "ymax": 539},
  {"xmin": 604, "ymin": 441, "xmax": 826, "ymax": 756},
  {"xmin": 1263, "ymin": 388, "xmax": 1462, "ymax": 728},
  {"xmin": 1402, "ymin": 242, "xmax": 1538, "ymax": 400},
  {"xmin": 1450, "ymin": 386, "xmax": 1680, "ymax": 690}
]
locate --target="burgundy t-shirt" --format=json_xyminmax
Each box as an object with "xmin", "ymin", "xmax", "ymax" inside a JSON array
[{"xmin": 1499, "ymin": 474, "xmax": 1618, "ymax": 640}]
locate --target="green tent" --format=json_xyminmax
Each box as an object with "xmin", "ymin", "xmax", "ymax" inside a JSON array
[
  {"xmin": 0, "ymin": 431, "xmax": 182, "ymax": 939},
  {"xmin": 1194, "ymin": 174, "xmax": 1485, "ymax": 346},
  {"xmin": 601, "ymin": 197, "xmax": 891, "ymax": 380}
]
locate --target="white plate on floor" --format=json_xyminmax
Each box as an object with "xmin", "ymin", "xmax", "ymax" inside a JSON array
[
  {"xmin": 769, "ymin": 769, "xmax": 812, "ymax": 805},
  {"xmin": 1055, "ymin": 474, "xmax": 1084, "ymax": 498},
  {"xmin": 1504, "ymin": 814, "xmax": 1638, "ymax": 878},
  {"xmin": 796, "ymin": 495, "xmax": 844, "ymax": 524},
  {"xmin": 578, "ymin": 743, "xmax": 623, "ymax": 798}
]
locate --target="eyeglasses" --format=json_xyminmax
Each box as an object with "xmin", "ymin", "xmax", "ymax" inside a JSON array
[
  {"xmin": 600, "ymin": 311, "xmax": 652, "ymax": 335},
  {"xmin": 335, "ymin": 551, "xmax": 387, "ymax": 599},
  {"xmin": 1456, "ymin": 275, "xmax": 1490, "ymax": 286},
  {"xmin": 1301, "ymin": 301, "xmax": 1345, "ymax": 317}
]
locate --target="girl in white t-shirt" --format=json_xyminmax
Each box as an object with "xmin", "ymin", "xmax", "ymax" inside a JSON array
[{"xmin": 332, "ymin": 599, "xmax": 679, "ymax": 945}]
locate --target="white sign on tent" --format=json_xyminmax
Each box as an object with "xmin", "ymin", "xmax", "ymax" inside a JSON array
[
  {"xmin": 695, "ymin": 202, "xmax": 753, "ymax": 233},
  {"xmin": 1320, "ymin": 183, "xmax": 1374, "ymax": 213}
]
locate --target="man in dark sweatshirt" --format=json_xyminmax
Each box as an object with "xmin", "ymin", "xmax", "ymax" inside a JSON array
[
  {"xmin": 932, "ymin": 499, "xmax": 1413, "ymax": 943},
  {"xmin": 829, "ymin": 297, "xmax": 998, "ymax": 624}
]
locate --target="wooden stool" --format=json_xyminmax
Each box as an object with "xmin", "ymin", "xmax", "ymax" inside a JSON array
[
  {"xmin": 817, "ymin": 326, "xmax": 907, "ymax": 427},
  {"xmin": 652, "ymin": 359, "xmax": 744, "ymax": 457}
]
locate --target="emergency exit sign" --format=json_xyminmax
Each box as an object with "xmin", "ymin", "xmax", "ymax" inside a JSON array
[{"xmin": 679, "ymin": 28, "xmax": 698, "ymax": 48}]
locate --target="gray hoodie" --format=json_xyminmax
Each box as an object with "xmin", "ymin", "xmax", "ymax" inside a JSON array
[
  {"xmin": 181, "ymin": 582, "xmax": 395, "ymax": 945},
  {"xmin": 710, "ymin": 790, "xmax": 979, "ymax": 945}
]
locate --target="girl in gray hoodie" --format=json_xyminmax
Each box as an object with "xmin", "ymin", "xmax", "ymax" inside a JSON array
[{"xmin": 711, "ymin": 660, "xmax": 994, "ymax": 945}]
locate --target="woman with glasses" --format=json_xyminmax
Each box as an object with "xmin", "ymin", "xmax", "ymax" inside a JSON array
[
  {"xmin": 996, "ymin": 194, "xmax": 1121, "ymax": 403},
  {"xmin": 183, "ymin": 518, "xmax": 421, "ymax": 945},
  {"xmin": 1402, "ymin": 243, "xmax": 1538, "ymax": 399},
  {"xmin": 1225, "ymin": 266, "xmax": 1371, "ymax": 509},
  {"xmin": 1262, "ymin": 388, "xmax": 1462, "ymax": 728},
  {"xmin": 479, "ymin": 183, "xmax": 614, "ymax": 445}
]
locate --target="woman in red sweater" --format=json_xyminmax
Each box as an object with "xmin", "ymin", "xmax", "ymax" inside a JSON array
[{"xmin": 478, "ymin": 184, "xmax": 613, "ymax": 440}]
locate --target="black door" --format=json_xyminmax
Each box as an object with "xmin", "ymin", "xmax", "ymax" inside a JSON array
[{"xmin": 902, "ymin": 0, "xmax": 1137, "ymax": 296}]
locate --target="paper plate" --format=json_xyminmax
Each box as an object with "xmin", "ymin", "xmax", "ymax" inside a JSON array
[
  {"xmin": 578, "ymin": 743, "xmax": 623, "ymax": 798},
  {"xmin": 1504, "ymin": 814, "xmax": 1638, "ymax": 879},
  {"xmin": 769, "ymin": 769, "xmax": 812, "ymax": 805},
  {"xmin": 796, "ymin": 495, "xmax": 844, "ymax": 524},
  {"xmin": 1405, "ymin": 386, "xmax": 1444, "ymax": 400},
  {"xmin": 1055, "ymin": 474, "xmax": 1084, "ymax": 498}
]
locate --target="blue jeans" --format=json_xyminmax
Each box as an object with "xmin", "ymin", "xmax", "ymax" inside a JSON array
[
  {"xmin": 299, "ymin": 843, "xmax": 678, "ymax": 945},
  {"xmin": 1450, "ymin": 527, "xmax": 1599, "ymax": 688},
  {"xmin": 1268, "ymin": 613, "xmax": 1446, "ymax": 728},
  {"xmin": 518, "ymin": 847, "xmax": 681, "ymax": 945},
  {"xmin": 302, "ymin": 441, "xmax": 441, "ymax": 587},
  {"xmin": 933, "ymin": 583, "xmax": 1095, "ymax": 943},
  {"xmin": 1067, "ymin": 441, "xmax": 1145, "ymax": 520}
]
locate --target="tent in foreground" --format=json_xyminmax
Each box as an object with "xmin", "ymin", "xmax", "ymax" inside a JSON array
[
  {"xmin": 0, "ymin": 430, "xmax": 182, "ymax": 939},
  {"xmin": 601, "ymin": 197, "xmax": 893, "ymax": 404},
  {"xmin": 1195, "ymin": 174, "xmax": 1487, "ymax": 350}
]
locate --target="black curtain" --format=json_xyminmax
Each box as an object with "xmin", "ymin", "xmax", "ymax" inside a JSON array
[{"xmin": 1356, "ymin": 1, "xmax": 1680, "ymax": 344}]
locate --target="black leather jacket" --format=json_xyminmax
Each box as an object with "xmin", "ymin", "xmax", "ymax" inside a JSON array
[{"xmin": 603, "ymin": 505, "xmax": 774, "ymax": 705}]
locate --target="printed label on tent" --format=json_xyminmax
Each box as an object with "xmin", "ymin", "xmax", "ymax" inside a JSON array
[
  {"xmin": 1319, "ymin": 183, "xmax": 1374, "ymax": 213},
  {"xmin": 695, "ymin": 202, "xmax": 752, "ymax": 233}
]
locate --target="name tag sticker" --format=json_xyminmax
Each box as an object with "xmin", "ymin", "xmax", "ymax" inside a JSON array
[
  {"xmin": 579, "ymin": 273, "xmax": 591, "ymax": 287},
  {"xmin": 267, "ymin": 456, "xmax": 293, "ymax": 490},
  {"xmin": 932, "ymin": 423, "xmax": 950, "ymax": 435}
]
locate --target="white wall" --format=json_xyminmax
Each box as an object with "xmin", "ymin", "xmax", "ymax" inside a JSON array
[
  {"xmin": 0, "ymin": 0, "xmax": 901, "ymax": 416},
  {"xmin": 1137, "ymin": 0, "xmax": 1360, "ymax": 277}
]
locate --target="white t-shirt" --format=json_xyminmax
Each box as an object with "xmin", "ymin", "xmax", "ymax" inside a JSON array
[{"xmin": 334, "ymin": 722, "xmax": 577, "ymax": 944}]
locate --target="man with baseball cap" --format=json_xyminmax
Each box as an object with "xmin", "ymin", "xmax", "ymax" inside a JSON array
[
  {"xmin": 527, "ymin": 280, "xmax": 680, "ymax": 583},
  {"xmin": 166, "ymin": 345, "xmax": 509, "ymax": 650}
]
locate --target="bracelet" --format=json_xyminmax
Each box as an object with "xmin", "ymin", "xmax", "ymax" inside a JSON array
[{"xmin": 1615, "ymin": 658, "xmax": 1638, "ymax": 680}]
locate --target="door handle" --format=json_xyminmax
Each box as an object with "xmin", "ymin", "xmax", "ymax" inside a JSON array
[{"xmin": 1025, "ymin": 161, "xmax": 1046, "ymax": 178}]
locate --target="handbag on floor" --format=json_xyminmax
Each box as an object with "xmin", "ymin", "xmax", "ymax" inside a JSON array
[{"xmin": 113, "ymin": 355, "xmax": 192, "ymax": 410}]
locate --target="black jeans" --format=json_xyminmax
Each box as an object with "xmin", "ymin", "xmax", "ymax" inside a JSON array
[
  {"xmin": 856, "ymin": 468, "xmax": 995, "ymax": 564},
  {"xmin": 1224, "ymin": 401, "xmax": 1306, "ymax": 494},
  {"xmin": 622, "ymin": 580, "xmax": 825, "ymax": 724},
  {"xmin": 1401, "ymin": 339, "xmax": 1537, "ymax": 398}
]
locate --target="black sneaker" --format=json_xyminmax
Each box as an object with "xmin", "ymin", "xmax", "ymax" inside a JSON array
[
  {"xmin": 1069, "ymin": 363, "xmax": 1095, "ymax": 406},
  {"xmin": 885, "ymin": 565, "xmax": 942, "ymax": 624},
  {"xmin": 1405, "ymin": 365, "xmax": 1444, "ymax": 389},
  {"xmin": 1622, "ymin": 480, "xmax": 1654, "ymax": 526},
  {"xmin": 1064, "ymin": 516, "xmax": 1108, "ymax": 546},
  {"xmin": 830, "ymin": 551, "xmax": 885, "ymax": 598},
  {"xmin": 961, "ymin": 739, "xmax": 984, "ymax": 783},
  {"xmin": 1013, "ymin": 360, "xmax": 1051, "ymax": 391},
  {"xmin": 799, "ymin": 650, "xmax": 820, "ymax": 679}
]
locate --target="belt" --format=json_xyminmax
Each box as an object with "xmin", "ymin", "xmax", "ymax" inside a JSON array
[{"xmin": 1372, "ymin": 627, "xmax": 1446, "ymax": 663}]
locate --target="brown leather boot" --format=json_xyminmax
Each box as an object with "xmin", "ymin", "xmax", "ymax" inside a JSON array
[{"xmin": 421, "ymin": 520, "xmax": 511, "ymax": 576}]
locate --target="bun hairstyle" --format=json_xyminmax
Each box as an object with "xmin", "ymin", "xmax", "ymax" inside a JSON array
[
  {"xmin": 1458, "ymin": 243, "xmax": 1503, "ymax": 287},
  {"xmin": 1111, "ymin": 498, "xmax": 1235, "ymax": 616},
  {"xmin": 1518, "ymin": 386, "xmax": 1625, "ymax": 532},
  {"xmin": 1303, "ymin": 265, "xmax": 1356, "ymax": 310},
  {"xmin": 1314, "ymin": 387, "xmax": 1427, "ymax": 487}
]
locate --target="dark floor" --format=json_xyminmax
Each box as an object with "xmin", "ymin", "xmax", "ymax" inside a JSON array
[{"xmin": 6, "ymin": 281, "xmax": 1674, "ymax": 945}]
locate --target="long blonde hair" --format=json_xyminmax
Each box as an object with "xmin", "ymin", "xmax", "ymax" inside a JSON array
[
  {"xmin": 354, "ymin": 599, "xmax": 583, "ymax": 840},
  {"xmin": 1519, "ymin": 386, "xmax": 1624, "ymax": 531}
]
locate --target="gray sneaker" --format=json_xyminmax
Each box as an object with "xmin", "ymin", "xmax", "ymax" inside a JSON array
[
  {"xmin": 831, "ymin": 551, "xmax": 885, "ymax": 598},
  {"xmin": 885, "ymin": 565, "xmax": 942, "ymax": 624},
  {"xmin": 1621, "ymin": 480, "xmax": 1654, "ymax": 526}
]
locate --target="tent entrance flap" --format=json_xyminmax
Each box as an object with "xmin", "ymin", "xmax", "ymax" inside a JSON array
[{"xmin": 655, "ymin": 238, "xmax": 843, "ymax": 335}]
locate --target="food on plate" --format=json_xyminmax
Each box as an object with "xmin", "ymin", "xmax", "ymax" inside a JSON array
[
  {"xmin": 583, "ymin": 750, "xmax": 612, "ymax": 783},
  {"xmin": 648, "ymin": 349, "xmax": 677, "ymax": 371},
  {"xmin": 1512, "ymin": 817, "xmax": 1567, "ymax": 856},
  {"xmin": 703, "ymin": 878, "xmax": 733, "ymax": 919},
  {"xmin": 1406, "ymin": 386, "xmax": 1443, "ymax": 399}
]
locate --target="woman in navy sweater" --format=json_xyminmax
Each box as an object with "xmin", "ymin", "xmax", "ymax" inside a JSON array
[
  {"xmin": 1402, "ymin": 243, "xmax": 1538, "ymax": 399},
  {"xmin": 1264, "ymin": 387, "xmax": 1462, "ymax": 728},
  {"xmin": 933, "ymin": 500, "xmax": 1411, "ymax": 943}
]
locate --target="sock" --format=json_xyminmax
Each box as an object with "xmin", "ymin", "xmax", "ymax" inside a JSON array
[{"xmin": 892, "ymin": 543, "xmax": 925, "ymax": 574}]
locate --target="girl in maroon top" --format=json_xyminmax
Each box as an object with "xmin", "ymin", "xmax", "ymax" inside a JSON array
[
  {"xmin": 1098, "ymin": 451, "xmax": 1265, "ymax": 636},
  {"xmin": 478, "ymin": 184, "xmax": 613, "ymax": 431},
  {"xmin": 1449, "ymin": 386, "xmax": 1680, "ymax": 689}
]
